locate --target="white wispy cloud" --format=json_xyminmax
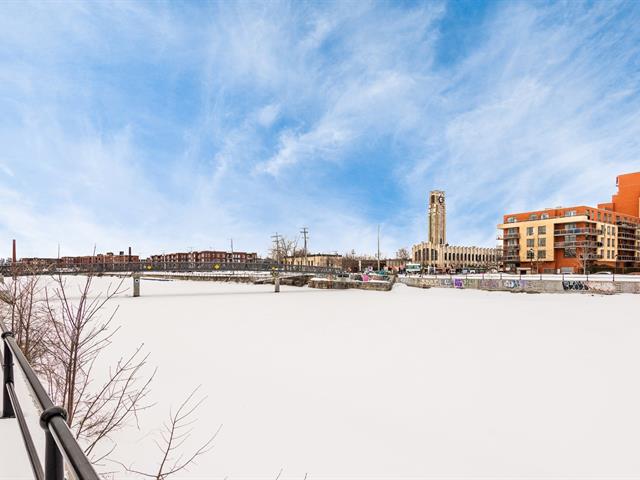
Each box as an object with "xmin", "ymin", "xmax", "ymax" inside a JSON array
[{"xmin": 1, "ymin": 1, "xmax": 639, "ymax": 258}]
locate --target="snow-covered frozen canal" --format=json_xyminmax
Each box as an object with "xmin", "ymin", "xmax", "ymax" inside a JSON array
[{"xmin": 71, "ymin": 277, "xmax": 640, "ymax": 478}]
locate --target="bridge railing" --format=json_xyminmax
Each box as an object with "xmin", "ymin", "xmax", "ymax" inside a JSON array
[
  {"xmin": 1, "ymin": 322, "xmax": 99, "ymax": 480},
  {"xmin": 0, "ymin": 260, "xmax": 343, "ymax": 276}
]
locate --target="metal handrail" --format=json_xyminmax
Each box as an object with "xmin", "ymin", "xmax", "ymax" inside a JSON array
[
  {"xmin": 1, "ymin": 322, "xmax": 99, "ymax": 480},
  {"xmin": 1, "ymin": 340, "xmax": 44, "ymax": 480}
]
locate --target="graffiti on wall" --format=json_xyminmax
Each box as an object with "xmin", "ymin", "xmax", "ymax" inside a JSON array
[
  {"xmin": 454, "ymin": 278, "xmax": 464, "ymax": 289},
  {"xmin": 503, "ymin": 279, "xmax": 522, "ymax": 289},
  {"xmin": 562, "ymin": 280, "xmax": 588, "ymax": 291}
]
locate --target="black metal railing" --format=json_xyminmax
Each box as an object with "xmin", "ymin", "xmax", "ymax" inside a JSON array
[
  {"xmin": 1, "ymin": 323, "xmax": 99, "ymax": 480},
  {"xmin": 0, "ymin": 260, "xmax": 343, "ymax": 277}
]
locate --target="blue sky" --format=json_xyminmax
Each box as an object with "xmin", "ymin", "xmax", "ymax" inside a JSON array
[{"xmin": 1, "ymin": 0, "xmax": 639, "ymax": 258}]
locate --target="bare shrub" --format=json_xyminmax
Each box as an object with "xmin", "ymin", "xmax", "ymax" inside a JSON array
[
  {"xmin": 115, "ymin": 387, "xmax": 219, "ymax": 479},
  {"xmin": 41, "ymin": 274, "xmax": 156, "ymax": 464},
  {"xmin": 0, "ymin": 272, "xmax": 48, "ymax": 364}
]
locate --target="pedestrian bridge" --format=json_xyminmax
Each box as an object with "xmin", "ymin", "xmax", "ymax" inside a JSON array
[{"xmin": 0, "ymin": 260, "xmax": 342, "ymax": 277}]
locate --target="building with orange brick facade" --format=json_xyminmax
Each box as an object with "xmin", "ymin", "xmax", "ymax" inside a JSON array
[{"xmin": 498, "ymin": 172, "xmax": 640, "ymax": 273}]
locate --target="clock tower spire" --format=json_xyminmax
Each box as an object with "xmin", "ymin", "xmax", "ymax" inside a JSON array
[{"xmin": 428, "ymin": 190, "xmax": 446, "ymax": 245}]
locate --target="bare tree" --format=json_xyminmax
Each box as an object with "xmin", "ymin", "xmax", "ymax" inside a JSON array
[
  {"xmin": 269, "ymin": 235, "xmax": 300, "ymax": 264},
  {"xmin": 0, "ymin": 272, "xmax": 48, "ymax": 364},
  {"xmin": 577, "ymin": 245, "xmax": 596, "ymax": 275},
  {"xmin": 395, "ymin": 248, "xmax": 410, "ymax": 260},
  {"xmin": 40, "ymin": 273, "xmax": 156, "ymax": 464},
  {"xmin": 115, "ymin": 387, "xmax": 219, "ymax": 479},
  {"xmin": 3, "ymin": 271, "xmax": 214, "ymax": 476}
]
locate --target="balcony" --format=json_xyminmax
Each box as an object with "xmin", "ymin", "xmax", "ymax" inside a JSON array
[
  {"xmin": 617, "ymin": 255, "xmax": 638, "ymax": 262},
  {"xmin": 554, "ymin": 241, "xmax": 602, "ymax": 249},
  {"xmin": 503, "ymin": 255, "xmax": 520, "ymax": 262},
  {"xmin": 617, "ymin": 221, "xmax": 639, "ymax": 229},
  {"xmin": 617, "ymin": 244, "xmax": 640, "ymax": 252},
  {"xmin": 502, "ymin": 233, "xmax": 520, "ymax": 239},
  {"xmin": 554, "ymin": 228, "xmax": 600, "ymax": 236},
  {"xmin": 617, "ymin": 231, "xmax": 640, "ymax": 240}
]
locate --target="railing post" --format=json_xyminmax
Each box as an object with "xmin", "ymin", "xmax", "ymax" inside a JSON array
[
  {"xmin": 2, "ymin": 332, "xmax": 15, "ymax": 418},
  {"xmin": 44, "ymin": 432, "xmax": 64, "ymax": 480},
  {"xmin": 40, "ymin": 407, "xmax": 67, "ymax": 480}
]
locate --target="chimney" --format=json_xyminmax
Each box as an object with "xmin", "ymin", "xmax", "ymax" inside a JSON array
[
  {"xmin": 12, "ymin": 239, "xmax": 16, "ymax": 263},
  {"xmin": 128, "ymin": 246, "xmax": 132, "ymax": 262}
]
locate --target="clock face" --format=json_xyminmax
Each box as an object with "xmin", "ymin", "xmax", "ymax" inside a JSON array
[{"xmin": 438, "ymin": 196, "xmax": 444, "ymax": 204}]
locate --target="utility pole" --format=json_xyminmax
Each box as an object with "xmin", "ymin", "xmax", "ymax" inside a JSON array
[
  {"xmin": 271, "ymin": 233, "xmax": 281, "ymax": 264},
  {"xmin": 300, "ymin": 227, "xmax": 309, "ymax": 267},
  {"xmin": 377, "ymin": 224, "xmax": 381, "ymax": 271}
]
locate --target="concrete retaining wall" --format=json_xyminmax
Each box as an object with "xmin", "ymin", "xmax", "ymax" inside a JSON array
[
  {"xmin": 309, "ymin": 278, "xmax": 393, "ymax": 291},
  {"xmin": 399, "ymin": 276, "xmax": 640, "ymax": 294}
]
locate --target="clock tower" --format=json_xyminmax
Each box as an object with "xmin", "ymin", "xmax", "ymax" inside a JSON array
[{"xmin": 428, "ymin": 190, "xmax": 446, "ymax": 245}]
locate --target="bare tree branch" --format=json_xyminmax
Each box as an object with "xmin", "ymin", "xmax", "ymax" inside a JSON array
[{"xmin": 113, "ymin": 386, "xmax": 220, "ymax": 479}]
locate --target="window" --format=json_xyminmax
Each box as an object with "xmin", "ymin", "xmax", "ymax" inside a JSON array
[
  {"xmin": 529, "ymin": 214, "xmax": 538, "ymax": 220},
  {"xmin": 538, "ymin": 238, "xmax": 546, "ymax": 247},
  {"xmin": 527, "ymin": 227, "xmax": 534, "ymax": 236},
  {"xmin": 566, "ymin": 210, "xmax": 577, "ymax": 217},
  {"xmin": 541, "ymin": 213, "xmax": 549, "ymax": 219},
  {"xmin": 565, "ymin": 249, "xmax": 576, "ymax": 258},
  {"xmin": 527, "ymin": 239, "xmax": 535, "ymax": 248},
  {"xmin": 598, "ymin": 212, "xmax": 601, "ymax": 221},
  {"xmin": 538, "ymin": 250, "xmax": 546, "ymax": 259},
  {"xmin": 507, "ymin": 217, "xmax": 516, "ymax": 223},
  {"xmin": 538, "ymin": 226, "xmax": 546, "ymax": 234}
]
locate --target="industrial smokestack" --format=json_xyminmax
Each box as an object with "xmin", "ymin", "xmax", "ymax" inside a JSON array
[
  {"xmin": 12, "ymin": 239, "xmax": 16, "ymax": 263},
  {"xmin": 128, "ymin": 246, "xmax": 132, "ymax": 262}
]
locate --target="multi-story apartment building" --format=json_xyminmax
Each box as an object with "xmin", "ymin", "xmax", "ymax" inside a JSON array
[
  {"xmin": 498, "ymin": 172, "xmax": 640, "ymax": 273},
  {"xmin": 412, "ymin": 190, "xmax": 501, "ymax": 271},
  {"xmin": 149, "ymin": 250, "xmax": 257, "ymax": 264}
]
